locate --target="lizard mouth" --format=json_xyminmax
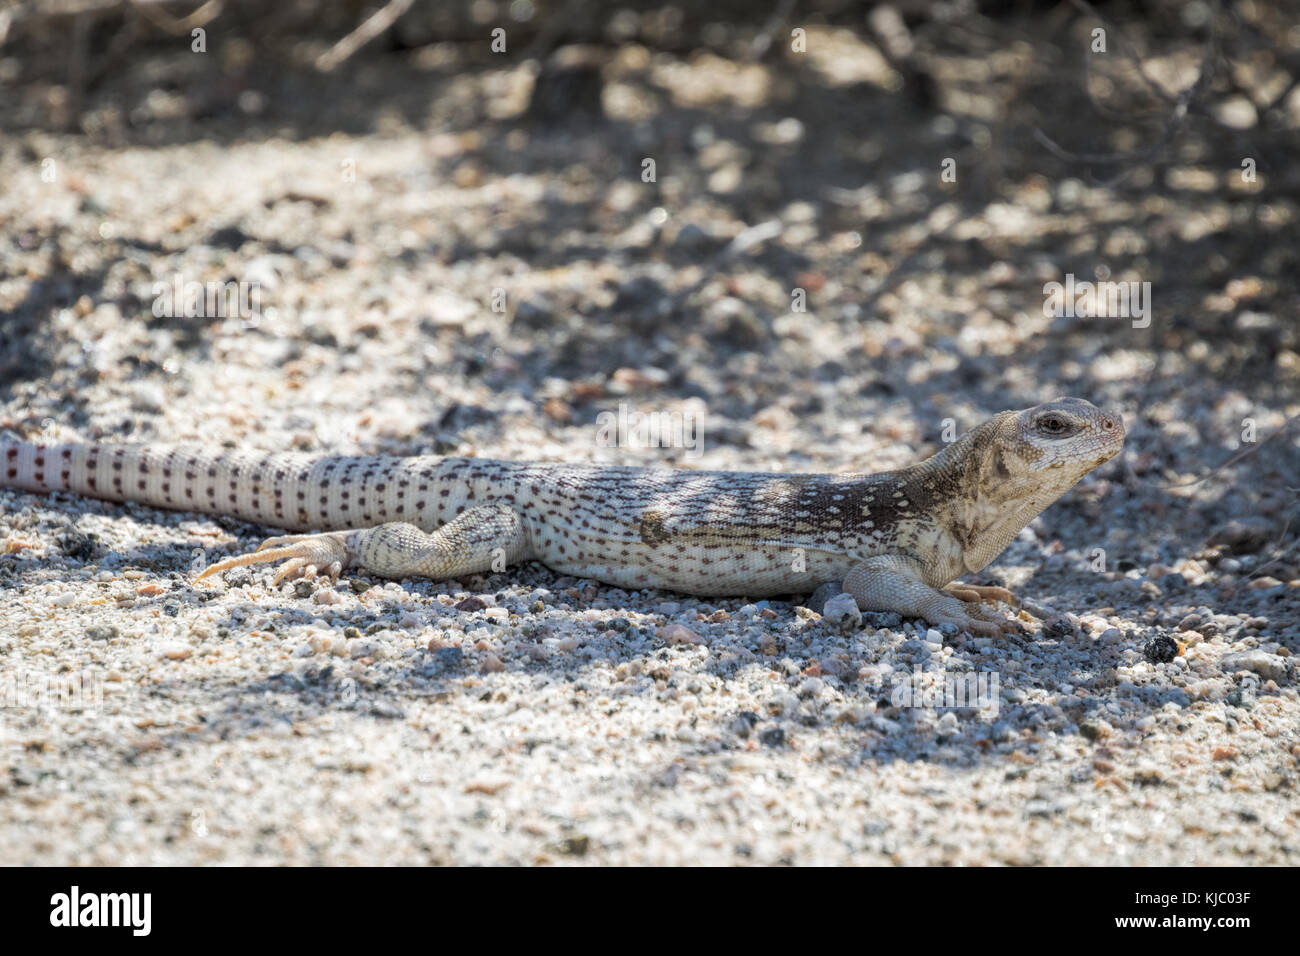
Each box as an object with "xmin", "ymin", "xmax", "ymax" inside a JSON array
[{"xmin": 1091, "ymin": 445, "xmax": 1123, "ymax": 470}]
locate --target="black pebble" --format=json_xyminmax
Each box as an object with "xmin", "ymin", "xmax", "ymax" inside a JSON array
[{"xmin": 1143, "ymin": 634, "xmax": 1179, "ymax": 663}]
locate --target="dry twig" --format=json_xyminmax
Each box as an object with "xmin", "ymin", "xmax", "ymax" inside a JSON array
[{"xmin": 315, "ymin": 0, "xmax": 414, "ymax": 72}]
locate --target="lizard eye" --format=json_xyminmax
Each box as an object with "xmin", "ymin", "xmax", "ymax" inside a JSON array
[{"xmin": 1038, "ymin": 416, "xmax": 1066, "ymax": 434}]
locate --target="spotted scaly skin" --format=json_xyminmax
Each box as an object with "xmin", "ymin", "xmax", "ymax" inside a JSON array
[{"xmin": 0, "ymin": 398, "xmax": 1124, "ymax": 636}]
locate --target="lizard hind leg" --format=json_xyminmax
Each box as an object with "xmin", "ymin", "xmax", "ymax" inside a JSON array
[{"xmin": 193, "ymin": 503, "xmax": 530, "ymax": 588}]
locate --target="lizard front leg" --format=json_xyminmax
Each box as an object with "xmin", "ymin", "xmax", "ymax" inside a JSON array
[
  {"xmin": 843, "ymin": 555, "xmax": 1021, "ymax": 637},
  {"xmin": 194, "ymin": 503, "xmax": 530, "ymax": 586}
]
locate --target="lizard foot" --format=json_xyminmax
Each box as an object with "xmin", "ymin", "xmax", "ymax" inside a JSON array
[
  {"xmin": 967, "ymin": 599, "xmax": 1027, "ymax": 637},
  {"xmin": 965, "ymin": 614, "xmax": 1025, "ymax": 638},
  {"xmin": 946, "ymin": 583, "xmax": 1017, "ymax": 606},
  {"xmin": 194, "ymin": 531, "xmax": 353, "ymax": 587},
  {"xmin": 928, "ymin": 607, "xmax": 1024, "ymax": 638}
]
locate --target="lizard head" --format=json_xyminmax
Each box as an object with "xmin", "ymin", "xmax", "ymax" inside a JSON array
[
  {"xmin": 1002, "ymin": 397, "xmax": 1125, "ymax": 482},
  {"xmin": 933, "ymin": 397, "xmax": 1125, "ymax": 573},
  {"xmin": 961, "ymin": 396, "xmax": 1124, "ymax": 519}
]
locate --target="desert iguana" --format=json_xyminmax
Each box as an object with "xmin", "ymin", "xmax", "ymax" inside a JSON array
[{"xmin": 0, "ymin": 398, "xmax": 1124, "ymax": 636}]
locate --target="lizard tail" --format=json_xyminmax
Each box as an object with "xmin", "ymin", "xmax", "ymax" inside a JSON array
[
  {"xmin": 1, "ymin": 438, "xmax": 82, "ymax": 495},
  {"xmin": 0, "ymin": 436, "xmax": 491, "ymax": 534},
  {"xmin": 0, "ymin": 437, "xmax": 309, "ymax": 528}
]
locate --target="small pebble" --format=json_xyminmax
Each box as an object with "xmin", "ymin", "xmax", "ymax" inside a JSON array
[
  {"xmin": 821, "ymin": 593, "xmax": 862, "ymax": 630},
  {"xmin": 657, "ymin": 624, "xmax": 705, "ymax": 646},
  {"xmin": 1219, "ymin": 650, "xmax": 1289, "ymax": 682},
  {"xmin": 1143, "ymin": 635, "xmax": 1180, "ymax": 663}
]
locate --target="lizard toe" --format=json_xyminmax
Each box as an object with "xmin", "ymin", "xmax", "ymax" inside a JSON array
[
  {"xmin": 271, "ymin": 558, "xmax": 310, "ymax": 586},
  {"xmin": 947, "ymin": 583, "xmax": 1017, "ymax": 606},
  {"xmin": 963, "ymin": 619, "xmax": 1002, "ymax": 638},
  {"xmin": 972, "ymin": 585, "xmax": 1017, "ymax": 605},
  {"xmin": 935, "ymin": 605, "xmax": 1022, "ymax": 638},
  {"xmin": 255, "ymin": 533, "xmax": 316, "ymax": 553}
]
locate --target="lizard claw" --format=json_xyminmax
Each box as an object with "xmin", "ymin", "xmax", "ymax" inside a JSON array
[
  {"xmin": 265, "ymin": 556, "xmax": 344, "ymax": 587},
  {"xmin": 194, "ymin": 532, "xmax": 352, "ymax": 587}
]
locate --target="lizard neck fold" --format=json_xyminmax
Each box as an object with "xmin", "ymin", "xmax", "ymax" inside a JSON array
[{"xmin": 897, "ymin": 415, "xmax": 1061, "ymax": 574}]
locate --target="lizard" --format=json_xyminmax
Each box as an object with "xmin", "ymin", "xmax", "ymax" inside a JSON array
[{"xmin": 0, "ymin": 397, "xmax": 1124, "ymax": 636}]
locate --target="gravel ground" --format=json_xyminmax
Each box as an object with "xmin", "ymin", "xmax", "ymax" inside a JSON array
[{"xmin": 2, "ymin": 12, "xmax": 1299, "ymax": 865}]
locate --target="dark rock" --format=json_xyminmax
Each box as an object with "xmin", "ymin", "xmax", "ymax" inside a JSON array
[
  {"xmin": 558, "ymin": 835, "xmax": 590, "ymax": 856},
  {"xmin": 861, "ymin": 610, "xmax": 904, "ymax": 629},
  {"xmin": 512, "ymin": 297, "xmax": 556, "ymax": 330},
  {"xmin": 58, "ymin": 532, "xmax": 99, "ymax": 561},
  {"xmin": 801, "ymin": 581, "xmax": 841, "ymax": 615},
  {"xmin": 527, "ymin": 46, "xmax": 605, "ymax": 127},
  {"xmin": 1043, "ymin": 616, "xmax": 1076, "ymax": 638},
  {"xmin": 208, "ymin": 225, "xmax": 251, "ymax": 250},
  {"xmin": 434, "ymin": 646, "xmax": 465, "ymax": 670},
  {"xmin": 1143, "ymin": 635, "xmax": 1180, "ymax": 664},
  {"xmin": 612, "ymin": 276, "xmax": 670, "ymax": 322},
  {"xmin": 1208, "ymin": 518, "xmax": 1273, "ymax": 555}
]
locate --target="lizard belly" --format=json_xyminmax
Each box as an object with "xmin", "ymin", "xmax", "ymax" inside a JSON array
[{"xmin": 538, "ymin": 539, "xmax": 856, "ymax": 597}]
